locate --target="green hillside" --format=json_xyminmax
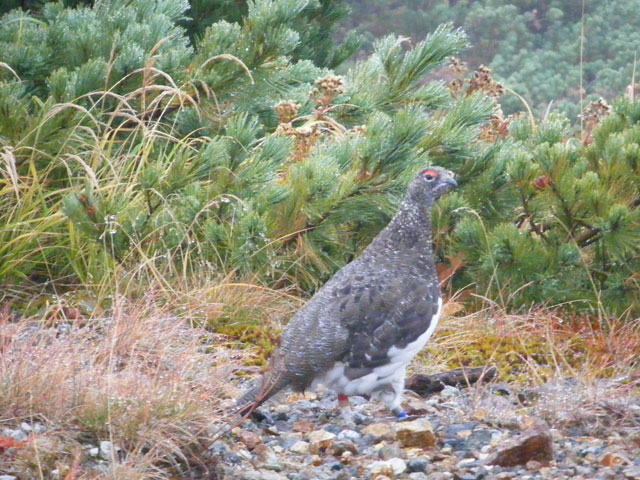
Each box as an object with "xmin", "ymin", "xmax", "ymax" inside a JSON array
[{"xmin": 343, "ymin": 0, "xmax": 640, "ymax": 117}]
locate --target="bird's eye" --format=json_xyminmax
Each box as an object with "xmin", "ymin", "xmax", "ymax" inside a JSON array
[{"xmin": 422, "ymin": 169, "xmax": 438, "ymax": 181}]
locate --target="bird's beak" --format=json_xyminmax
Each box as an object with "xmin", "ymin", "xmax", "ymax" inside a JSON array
[{"xmin": 446, "ymin": 177, "xmax": 458, "ymax": 188}]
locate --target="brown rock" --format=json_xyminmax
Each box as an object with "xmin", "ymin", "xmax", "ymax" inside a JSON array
[
  {"xmin": 600, "ymin": 451, "xmax": 631, "ymax": 467},
  {"xmin": 484, "ymin": 427, "xmax": 553, "ymax": 467},
  {"xmin": 362, "ymin": 422, "xmax": 394, "ymax": 441},
  {"xmin": 235, "ymin": 428, "xmax": 262, "ymax": 450},
  {"xmin": 308, "ymin": 429, "xmax": 336, "ymax": 454},
  {"xmin": 292, "ymin": 419, "xmax": 316, "ymax": 433},
  {"xmin": 394, "ymin": 418, "xmax": 436, "ymax": 448}
]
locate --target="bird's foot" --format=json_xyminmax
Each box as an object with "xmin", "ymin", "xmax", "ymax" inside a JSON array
[{"xmin": 391, "ymin": 406, "xmax": 408, "ymax": 419}]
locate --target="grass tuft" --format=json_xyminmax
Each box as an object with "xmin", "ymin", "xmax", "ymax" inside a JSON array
[{"xmin": 0, "ymin": 294, "xmax": 242, "ymax": 479}]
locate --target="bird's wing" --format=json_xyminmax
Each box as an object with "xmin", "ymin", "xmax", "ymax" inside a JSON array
[
  {"xmin": 279, "ymin": 259, "xmax": 439, "ymax": 386},
  {"xmin": 341, "ymin": 273, "xmax": 439, "ymax": 375}
]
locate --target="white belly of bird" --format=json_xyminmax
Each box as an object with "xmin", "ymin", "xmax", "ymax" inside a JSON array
[{"xmin": 313, "ymin": 297, "xmax": 443, "ymax": 396}]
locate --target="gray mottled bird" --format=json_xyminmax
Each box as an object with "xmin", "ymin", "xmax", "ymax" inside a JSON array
[{"xmin": 237, "ymin": 166, "xmax": 457, "ymax": 418}]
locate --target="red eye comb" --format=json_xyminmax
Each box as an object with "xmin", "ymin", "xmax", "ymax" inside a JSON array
[{"xmin": 422, "ymin": 169, "xmax": 438, "ymax": 177}]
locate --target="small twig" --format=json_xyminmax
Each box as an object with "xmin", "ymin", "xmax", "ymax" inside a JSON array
[{"xmin": 406, "ymin": 366, "xmax": 498, "ymax": 397}]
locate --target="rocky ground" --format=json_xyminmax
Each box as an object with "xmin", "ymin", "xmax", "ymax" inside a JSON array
[
  {"xmin": 208, "ymin": 382, "xmax": 640, "ymax": 480},
  {"xmin": 2, "ymin": 377, "xmax": 639, "ymax": 479}
]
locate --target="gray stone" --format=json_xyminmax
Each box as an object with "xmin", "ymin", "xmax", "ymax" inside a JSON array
[
  {"xmin": 324, "ymin": 424, "xmax": 342, "ymax": 435},
  {"xmin": 331, "ymin": 440, "xmax": 358, "ymax": 456},
  {"xmin": 2, "ymin": 429, "xmax": 27, "ymax": 442},
  {"xmin": 274, "ymin": 404, "xmax": 291, "ymax": 420},
  {"xmin": 426, "ymin": 473, "xmax": 453, "ymax": 480},
  {"xmin": 99, "ymin": 441, "xmax": 115, "ymax": 461},
  {"xmin": 353, "ymin": 412, "xmax": 368, "ymax": 424},
  {"xmin": 440, "ymin": 385, "xmax": 461, "ymax": 399},
  {"xmin": 409, "ymin": 474, "xmax": 428, "ymax": 480},
  {"xmin": 454, "ymin": 474, "xmax": 478, "ymax": 480},
  {"xmin": 378, "ymin": 443, "xmax": 403, "ymax": 460},
  {"xmin": 408, "ymin": 458, "xmax": 429, "ymax": 473},
  {"xmin": 367, "ymin": 458, "xmax": 407, "ymax": 476},
  {"xmin": 242, "ymin": 470, "xmax": 287, "ymax": 480},
  {"xmin": 465, "ymin": 430, "xmax": 493, "ymax": 451},
  {"xmin": 623, "ymin": 466, "xmax": 640, "ymax": 479},
  {"xmin": 337, "ymin": 429, "xmax": 361, "ymax": 442},
  {"xmin": 32, "ymin": 422, "xmax": 46, "ymax": 434},
  {"xmin": 259, "ymin": 446, "xmax": 282, "ymax": 471}
]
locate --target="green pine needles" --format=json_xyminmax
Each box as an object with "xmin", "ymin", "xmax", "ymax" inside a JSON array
[{"xmin": 1, "ymin": 0, "xmax": 639, "ymax": 316}]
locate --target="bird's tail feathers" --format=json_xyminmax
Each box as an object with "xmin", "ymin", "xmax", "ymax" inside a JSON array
[{"xmin": 235, "ymin": 352, "xmax": 290, "ymax": 417}]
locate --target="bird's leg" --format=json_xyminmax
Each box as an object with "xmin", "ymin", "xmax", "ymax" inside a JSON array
[
  {"xmin": 391, "ymin": 406, "xmax": 407, "ymax": 419},
  {"xmin": 336, "ymin": 394, "xmax": 356, "ymax": 425},
  {"xmin": 388, "ymin": 371, "xmax": 408, "ymax": 419}
]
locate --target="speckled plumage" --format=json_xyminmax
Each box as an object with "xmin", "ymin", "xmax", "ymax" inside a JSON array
[{"xmin": 237, "ymin": 167, "xmax": 457, "ymax": 415}]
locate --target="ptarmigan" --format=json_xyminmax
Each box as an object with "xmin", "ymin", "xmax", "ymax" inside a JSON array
[{"xmin": 237, "ymin": 166, "xmax": 457, "ymax": 418}]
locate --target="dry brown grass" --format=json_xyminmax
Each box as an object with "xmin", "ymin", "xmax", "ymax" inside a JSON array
[
  {"xmin": 419, "ymin": 301, "xmax": 640, "ymax": 435},
  {"xmin": 0, "ymin": 292, "xmax": 245, "ymax": 479}
]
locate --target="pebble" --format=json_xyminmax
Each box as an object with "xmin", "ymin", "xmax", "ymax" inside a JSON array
[
  {"xmin": 362, "ymin": 422, "xmax": 394, "ymax": 441},
  {"xmin": 288, "ymin": 440, "xmax": 309, "ymax": 454},
  {"xmin": 485, "ymin": 427, "xmax": 553, "ymax": 467},
  {"xmin": 409, "ymin": 474, "xmax": 428, "ymax": 480},
  {"xmin": 99, "ymin": 441, "xmax": 115, "ymax": 461},
  {"xmin": 200, "ymin": 387, "xmax": 639, "ymax": 480},
  {"xmin": 2, "ymin": 429, "xmax": 27, "ymax": 442},
  {"xmin": 408, "ymin": 458, "xmax": 429, "ymax": 472},
  {"xmin": 274, "ymin": 404, "xmax": 291, "ymax": 420},
  {"xmin": 395, "ymin": 418, "xmax": 436, "ymax": 448},
  {"xmin": 308, "ymin": 429, "xmax": 336, "ymax": 454},
  {"xmin": 338, "ymin": 429, "xmax": 361, "ymax": 442},
  {"xmin": 378, "ymin": 443, "xmax": 403, "ymax": 460},
  {"xmin": 440, "ymin": 386, "xmax": 461, "ymax": 399},
  {"xmin": 242, "ymin": 470, "xmax": 287, "ymax": 480},
  {"xmin": 332, "ymin": 440, "xmax": 358, "ymax": 456},
  {"xmin": 624, "ymin": 466, "xmax": 640, "ymax": 479},
  {"xmin": 256, "ymin": 445, "xmax": 282, "ymax": 471},
  {"xmin": 426, "ymin": 473, "xmax": 453, "ymax": 480},
  {"xmin": 235, "ymin": 428, "xmax": 262, "ymax": 450},
  {"xmin": 368, "ymin": 458, "xmax": 407, "ymax": 476}
]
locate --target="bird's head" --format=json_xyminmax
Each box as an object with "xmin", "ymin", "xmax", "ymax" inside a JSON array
[{"xmin": 407, "ymin": 166, "xmax": 458, "ymax": 204}]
